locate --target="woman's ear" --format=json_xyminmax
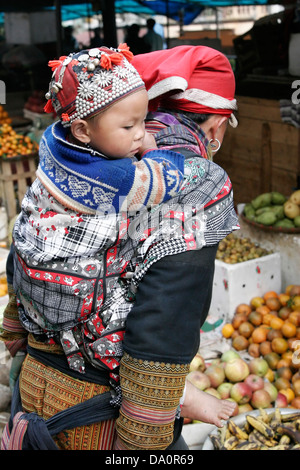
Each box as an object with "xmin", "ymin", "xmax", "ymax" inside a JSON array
[
  {"xmin": 71, "ymin": 120, "xmax": 90, "ymax": 144},
  {"xmin": 211, "ymin": 116, "xmax": 228, "ymax": 140},
  {"xmin": 200, "ymin": 115, "xmax": 228, "ymax": 141}
]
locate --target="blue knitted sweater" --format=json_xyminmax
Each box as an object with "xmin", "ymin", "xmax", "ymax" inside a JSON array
[{"xmin": 36, "ymin": 121, "xmax": 185, "ymax": 214}]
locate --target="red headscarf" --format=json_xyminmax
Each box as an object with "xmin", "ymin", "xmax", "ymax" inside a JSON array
[{"xmin": 132, "ymin": 45, "xmax": 237, "ymax": 126}]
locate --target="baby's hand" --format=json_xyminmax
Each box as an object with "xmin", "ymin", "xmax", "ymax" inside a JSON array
[{"xmin": 138, "ymin": 131, "xmax": 157, "ymax": 156}]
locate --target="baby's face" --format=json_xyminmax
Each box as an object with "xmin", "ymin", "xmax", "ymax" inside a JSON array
[{"xmin": 86, "ymin": 89, "xmax": 148, "ymax": 159}]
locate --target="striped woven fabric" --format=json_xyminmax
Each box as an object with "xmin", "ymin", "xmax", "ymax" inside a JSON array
[
  {"xmin": 1, "ymin": 412, "xmax": 28, "ymax": 450},
  {"xmin": 17, "ymin": 355, "xmax": 117, "ymax": 450}
]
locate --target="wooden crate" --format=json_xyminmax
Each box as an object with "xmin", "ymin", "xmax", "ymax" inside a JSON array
[
  {"xmin": 216, "ymin": 96, "xmax": 300, "ymax": 205},
  {"xmin": 0, "ymin": 153, "xmax": 37, "ymax": 220}
]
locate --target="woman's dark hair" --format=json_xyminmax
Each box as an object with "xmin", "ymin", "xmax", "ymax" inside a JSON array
[
  {"xmin": 159, "ymin": 107, "xmax": 212, "ymax": 124},
  {"xmin": 178, "ymin": 110, "xmax": 213, "ymax": 124}
]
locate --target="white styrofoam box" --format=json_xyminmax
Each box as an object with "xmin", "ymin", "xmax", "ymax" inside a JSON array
[
  {"xmin": 209, "ymin": 252, "xmax": 281, "ymax": 322},
  {"xmin": 23, "ymin": 109, "xmax": 56, "ymax": 129},
  {"xmin": 0, "ymin": 248, "xmax": 9, "ymax": 275}
]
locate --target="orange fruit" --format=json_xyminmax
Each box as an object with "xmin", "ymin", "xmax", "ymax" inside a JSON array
[
  {"xmin": 278, "ymin": 293, "xmax": 290, "ymax": 306},
  {"xmin": 267, "ymin": 328, "xmax": 283, "ymax": 341},
  {"xmin": 278, "ymin": 306, "xmax": 293, "ymax": 320},
  {"xmin": 292, "ymin": 379, "xmax": 300, "ymax": 396},
  {"xmin": 248, "ymin": 342, "xmax": 260, "ymax": 358},
  {"xmin": 232, "ymin": 314, "xmax": 248, "ymax": 330},
  {"xmin": 263, "ymin": 291, "xmax": 279, "ymax": 301},
  {"xmin": 282, "ymin": 350, "xmax": 294, "ymax": 363},
  {"xmin": 291, "ymin": 296, "xmax": 300, "ymax": 311},
  {"xmin": 235, "ymin": 303, "xmax": 252, "ymax": 316},
  {"xmin": 281, "ymin": 321, "xmax": 297, "ymax": 338},
  {"xmin": 288, "ymin": 311, "xmax": 300, "ymax": 327},
  {"xmin": 232, "ymin": 335, "xmax": 249, "ymax": 351},
  {"xmin": 259, "ymin": 340, "xmax": 272, "ymax": 356},
  {"xmin": 222, "ymin": 323, "xmax": 235, "ymax": 338},
  {"xmin": 279, "ymin": 388, "xmax": 295, "ymax": 404},
  {"xmin": 290, "ymin": 286, "xmax": 300, "ymax": 296},
  {"xmin": 256, "ymin": 305, "xmax": 271, "ymax": 316},
  {"xmin": 271, "ymin": 337, "xmax": 288, "ymax": 354},
  {"xmin": 286, "ymin": 285, "xmax": 295, "ymax": 295},
  {"xmin": 276, "ymin": 357, "xmax": 292, "ymax": 368},
  {"xmin": 264, "ymin": 352, "xmax": 280, "ymax": 370},
  {"xmin": 248, "ymin": 311, "xmax": 262, "ymax": 326},
  {"xmin": 275, "ymin": 377, "xmax": 290, "ymax": 391},
  {"xmin": 269, "ymin": 317, "xmax": 284, "ymax": 330},
  {"xmin": 238, "ymin": 321, "xmax": 254, "ymax": 338},
  {"xmin": 250, "ymin": 296, "xmax": 265, "ymax": 309},
  {"xmin": 251, "ymin": 326, "xmax": 268, "ymax": 343},
  {"xmin": 265, "ymin": 297, "xmax": 281, "ymax": 311},
  {"xmin": 265, "ymin": 368, "xmax": 275, "ymax": 382},
  {"xmin": 263, "ymin": 313, "xmax": 276, "ymax": 326},
  {"xmin": 277, "ymin": 366, "xmax": 293, "ymax": 381}
]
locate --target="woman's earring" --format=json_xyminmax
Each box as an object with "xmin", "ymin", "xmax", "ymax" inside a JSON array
[{"xmin": 209, "ymin": 138, "xmax": 221, "ymax": 153}]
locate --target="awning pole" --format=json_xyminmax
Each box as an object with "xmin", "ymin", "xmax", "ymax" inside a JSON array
[
  {"xmin": 166, "ymin": 0, "xmax": 170, "ymax": 48},
  {"xmin": 215, "ymin": 7, "xmax": 220, "ymax": 40},
  {"xmin": 55, "ymin": 0, "xmax": 63, "ymax": 57}
]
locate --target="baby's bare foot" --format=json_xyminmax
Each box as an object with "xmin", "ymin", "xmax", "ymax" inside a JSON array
[
  {"xmin": 196, "ymin": 392, "xmax": 238, "ymax": 427},
  {"xmin": 181, "ymin": 380, "xmax": 238, "ymax": 427}
]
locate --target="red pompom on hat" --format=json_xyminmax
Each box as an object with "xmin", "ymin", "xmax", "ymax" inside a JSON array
[
  {"xmin": 44, "ymin": 44, "xmax": 144, "ymax": 127},
  {"xmin": 132, "ymin": 45, "xmax": 238, "ymax": 127}
]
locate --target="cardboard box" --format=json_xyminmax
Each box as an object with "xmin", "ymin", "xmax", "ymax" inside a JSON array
[{"xmin": 209, "ymin": 252, "xmax": 281, "ymax": 322}]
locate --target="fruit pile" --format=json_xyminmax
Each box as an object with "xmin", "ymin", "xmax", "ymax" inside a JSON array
[
  {"xmin": 243, "ymin": 190, "xmax": 300, "ymax": 229},
  {"xmin": 221, "ymin": 285, "xmax": 300, "ymax": 409},
  {"xmin": 0, "ymin": 276, "xmax": 7, "ymax": 297},
  {"xmin": 210, "ymin": 408, "xmax": 300, "ymax": 450},
  {"xmin": 187, "ymin": 348, "xmax": 296, "ymax": 421},
  {"xmin": 216, "ymin": 233, "xmax": 271, "ymax": 264},
  {"xmin": 0, "ymin": 124, "xmax": 38, "ymax": 158},
  {"xmin": 0, "ymin": 105, "xmax": 12, "ymax": 125}
]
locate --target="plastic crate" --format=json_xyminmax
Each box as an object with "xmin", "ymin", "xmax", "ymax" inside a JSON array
[{"xmin": 0, "ymin": 152, "xmax": 38, "ymax": 220}]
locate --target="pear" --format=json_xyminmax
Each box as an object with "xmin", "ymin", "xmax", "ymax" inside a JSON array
[
  {"xmin": 290, "ymin": 189, "xmax": 300, "ymax": 205},
  {"xmin": 294, "ymin": 215, "xmax": 300, "ymax": 227},
  {"xmin": 284, "ymin": 200, "xmax": 300, "ymax": 219}
]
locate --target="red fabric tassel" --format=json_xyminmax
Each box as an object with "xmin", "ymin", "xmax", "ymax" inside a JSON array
[
  {"xmin": 110, "ymin": 52, "xmax": 123, "ymax": 66},
  {"xmin": 48, "ymin": 59, "xmax": 63, "ymax": 71},
  {"xmin": 118, "ymin": 43, "xmax": 133, "ymax": 62},
  {"xmin": 100, "ymin": 54, "xmax": 112, "ymax": 70},
  {"xmin": 44, "ymin": 99, "xmax": 55, "ymax": 114}
]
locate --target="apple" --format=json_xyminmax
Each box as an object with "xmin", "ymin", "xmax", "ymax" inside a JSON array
[
  {"xmin": 189, "ymin": 353, "xmax": 206, "ymax": 372},
  {"xmin": 263, "ymin": 381, "xmax": 278, "ymax": 402},
  {"xmin": 186, "ymin": 371, "xmax": 211, "ymax": 391},
  {"xmin": 217, "ymin": 382, "xmax": 233, "ymax": 399},
  {"xmin": 244, "ymin": 374, "xmax": 264, "ymax": 392},
  {"xmin": 221, "ymin": 350, "xmax": 240, "ymax": 363},
  {"xmin": 205, "ymin": 387, "xmax": 221, "ymax": 399},
  {"xmin": 224, "ymin": 358, "xmax": 250, "ymax": 383},
  {"xmin": 248, "ymin": 357, "xmax": 269, "ymax": 377},
  {"xmin": 230, "ymin": 382, "xmax": 253, "ymax": 404},
  {"xmin": 238, "ymin": 403, "xmax": 253, "ymax": 414},
  {"xmin": 204, "ymin": 364, "xmax": 225, "ymax": 388},
  {"xmin": 291, "ymin": 396, "xmax": 300, "ymax": 409},
  {"xmin": 275, "ymin": 392, "xmax": 288, "ymax": 408},
  {"xmin": 251, "ymin": 389, "xmax": 272, "ymax": 409}
]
